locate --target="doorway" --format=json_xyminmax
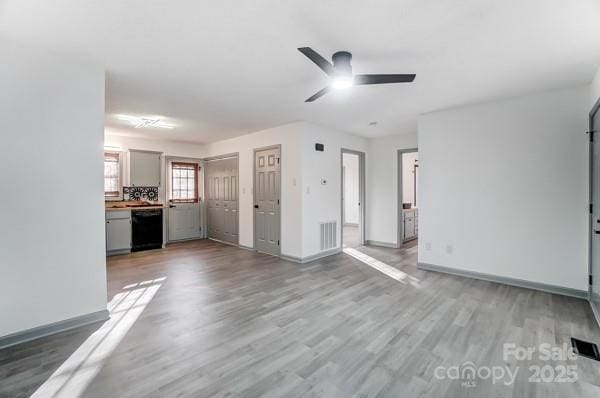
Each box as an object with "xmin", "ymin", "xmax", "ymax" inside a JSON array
[
  {"xmin": 589, "ymin": 99, "xmax": 600, "ymax": 325},
  {"xmin": 166, "ymin": 157, "xmax": 202, "ymax": 242},
  {"xmin": 254, "ymin": 145, "xmax": 281, "ymax": 256},
  {"xmin": 341, "ymin": 149, "xmax": 365, "ymax": 248},
  {"xmin": 398, "ymin": 149, "xmax": 419, "ymax": 247},
  {"xmin": 205, "ymin": 154, "xmax": 239, "ymax": 245}
]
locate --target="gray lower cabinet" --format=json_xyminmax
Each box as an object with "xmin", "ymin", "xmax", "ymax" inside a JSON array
[
  {"xmin": 106, "ymin": 210, "xmax": 131, "ymax": 255},
  {"xmin": 402, "ymin": 209, "xmax": 418, "ymax": 242}
]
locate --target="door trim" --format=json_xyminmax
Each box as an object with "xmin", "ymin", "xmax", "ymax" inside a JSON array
[
  {"xmin": 253, "ymin": 144, "xmax": 282, "ymax": 256},
  {"xmin": 397, "ymin": 148, "xmax": 419, "ymax": 248},
  {"xmin": 588, "ymin": 96, "xmax": 600, "ymax": 326},
  {"xmin": 340, "ymin": 149, "xmax": 366, "ymax": 248},
  {"xmin": 164, "ymin": 156, "xmax": 204, "ymax": 243},
  {"xmin": 203, "ymin": 153, "xmax": 240, "ymax": 246}
]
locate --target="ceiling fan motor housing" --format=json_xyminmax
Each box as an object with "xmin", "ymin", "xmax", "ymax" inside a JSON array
[{"xmin": 332, "ymin": 51, "xmax": 352, "ymax": 76}]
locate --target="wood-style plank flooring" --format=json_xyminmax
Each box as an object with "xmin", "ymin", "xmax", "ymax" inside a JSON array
[{"xmin": 1, "ymin": 240, "xmax": 600, "ymax": 397}]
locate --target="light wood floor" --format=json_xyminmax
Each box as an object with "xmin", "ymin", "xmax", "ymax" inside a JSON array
[{"xmin": 1, "ymin": 240, "xmax": 600, "ymax": 397}]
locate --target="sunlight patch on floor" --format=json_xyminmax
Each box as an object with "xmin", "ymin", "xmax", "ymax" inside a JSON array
[
  {"xmin": 343, "ymin": 247, "xmax": 420, "ymax": 287},
  {"xmin": 31, "ymin": 277, "xmax": 165, "ymax": 398}
]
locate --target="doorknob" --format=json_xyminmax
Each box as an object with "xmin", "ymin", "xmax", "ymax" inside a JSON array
[
  {"xmin": 595, "ymin": 230, "xmax": 600, "ymax": 234},
  {"xmin": 169, "ymin": 205, "xmax": 176, "ymax": 208},
  {"xmin": 254, "ymin": 205, "xmax": 259, "ymax": 208}
]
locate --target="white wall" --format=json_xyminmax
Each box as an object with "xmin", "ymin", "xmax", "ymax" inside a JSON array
[
  {"xmin": 418, "ymin": 85, "xmax": 589, "ymax": 291},
  {"xmin": 366, "ymin": 133, "xmax": 419, "ymax": 245},
  {"xmin": 592, "ymin": 66, "xmax": 600, "ymax": 108},
  {"xmin": 0, "ymin": 41, "xmax": 107, "ymax": 337},
  {"xmin": 343, "ymin": 153, "xmax": 359, "ymax": 225},
  {"xmin": 104, "ymin": 134, "xmax": 206, "ymax": 159},
  {"xmin": 301, "ymin": 124, "xmax": 367, "ymax": 257},
  {"xmin": 202, "ymin": 123, "xmax": 304, "ymax": 256},
  {"xmin": 402, "ymin": 151, "xmax": 419, "ymax": 208}
]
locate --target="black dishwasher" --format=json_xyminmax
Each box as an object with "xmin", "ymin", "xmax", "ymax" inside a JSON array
[{"xmin": 131, "ymin": 209, "xmax": 163, "ymax": 252}]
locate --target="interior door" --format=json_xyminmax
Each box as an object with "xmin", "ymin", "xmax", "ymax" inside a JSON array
[
  {"xmin": 205, "ymin": 156, "xmax": 239, "ymax": 244},
  {"xmin": 206, "ymin": 160, "xmax": 223, "ymax": 241},
  {"xmin": 590, "ymin": 103, "xmax": 600, "ymax": 321},
  {"xmin": 254, "ymin": 147, "xmax": 280, "ymax": 255},
  {"xmin": 221, "ymin": 157, "xmax": 239, "ymax": 244}
]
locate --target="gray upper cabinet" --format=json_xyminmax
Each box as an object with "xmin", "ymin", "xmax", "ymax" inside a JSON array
[{"xmin": 130, "ymin": 150, "xmax": 161, "ymax": 186}]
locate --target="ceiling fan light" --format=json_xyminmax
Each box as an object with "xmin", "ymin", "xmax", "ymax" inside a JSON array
[{"xmin": 331, "ymin": 76, "xmax": 354, "ymax": 89}]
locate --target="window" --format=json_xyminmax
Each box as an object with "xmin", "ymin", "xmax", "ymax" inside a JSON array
[
  {"xmin": 171, "ymin": 162, "xmax": 199, "ymax": 203},
  {"xmin": 104, "ymin": 152, "xmax": 120, "ymax": 197}
]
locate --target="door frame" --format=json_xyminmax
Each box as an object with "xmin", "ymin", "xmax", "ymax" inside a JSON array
[
  {"xmin": 397, "ymin": 148, "xmax": 418, "ymax": 248},
  {"xmin": 253, "ymin": 144, "xmax": 282, "ymax": 255},
  {"xmin": 202, "ymin": 152, "xmax": 240, "ymax": 246},
  {"xmin": 164, "ymin": 155, "xmax": 204, "ymax": 243},
  {"xmin": 340, "ymin": 149, "xmax": 366, "ymax": 247},
  {"xmin": 588, "ymin": 96, "xmax": 600, "ymax": 325}
]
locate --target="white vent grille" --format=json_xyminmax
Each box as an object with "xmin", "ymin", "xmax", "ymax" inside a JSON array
[{"xmin": 320, "ymin": 221, "xmax": 337, "ymax": 251}]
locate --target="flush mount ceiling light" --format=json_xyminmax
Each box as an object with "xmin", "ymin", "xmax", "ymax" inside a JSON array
[{"xmin": 116, "ymin": 115, "xmax": 175, "ymax": 129}]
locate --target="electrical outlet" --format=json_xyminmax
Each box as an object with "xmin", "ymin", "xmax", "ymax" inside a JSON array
[
  {"xmin": 306, "ymin": 186, "xmax": 310, "ymax": 194},
  {"xmin": 446, "ymin": 245, "xmax": 453, "ymax": 254},
  {"xmin": 425, "ymin": 242, "xmax": 432, "ymax": 251}
]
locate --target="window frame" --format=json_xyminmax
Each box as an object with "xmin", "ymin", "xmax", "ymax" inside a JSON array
[
  {"xmin": 104, "ymin": 151, "xmax": 121, "ymax": 198},
  {"xmin": 170, "ymin": 161, "xmax": 199, "ymax": 203}
]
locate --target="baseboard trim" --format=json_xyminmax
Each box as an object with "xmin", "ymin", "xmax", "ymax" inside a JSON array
[
  {"xmin": 281, "ymin": 248, "xmax": 342, "ymax": 264},
  {"xmin": 238, "ymin": 244, "xmax": 255, "ymax": 251},
  {"xmin": 106, "ymin": 249, "xmax": 131, "ymax": 256},
  {"xmin": 366, "ymin": 240, "xmax": 399, "ymax": 249},
  {"xmin": 0, "ymin": 309, "xmax": 109, "ymax": 350},
  {"xmin": 343, "ymin": 222, "xmax": 359, "ymax": 227},
  {"xmin": 591, "ymin": 300, "xmax": 600, "ymax": 329},
  {"xmin": 207, "ymin": 237, "xmax": 240, "ymax": 248},
  {"xmin": 417, "ymin": 262, "xmax": 588, "ymax": 299}
]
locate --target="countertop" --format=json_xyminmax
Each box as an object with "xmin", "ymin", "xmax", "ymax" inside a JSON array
[
  {"xmin": 106, "ymin": 206, "xmax": 165, "ymax": 211},
  {"xmin": 105, "ymin": 201, "xmax": 165, "ymax": 211}
]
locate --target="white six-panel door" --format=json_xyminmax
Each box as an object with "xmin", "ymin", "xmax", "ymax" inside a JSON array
[{"xmin": 254, "ymin": 147, "xmax": 280, "ymax": 255}]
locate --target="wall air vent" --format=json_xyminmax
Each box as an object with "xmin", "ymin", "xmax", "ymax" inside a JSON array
[{"xmin": 320, "ymin": 221, "xmax": 337, "ymax": 251}]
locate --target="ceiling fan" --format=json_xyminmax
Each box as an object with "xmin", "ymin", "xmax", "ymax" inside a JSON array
[{"xmin": 298, "ymin": 47, "xmax": 416, "ymax": 102}]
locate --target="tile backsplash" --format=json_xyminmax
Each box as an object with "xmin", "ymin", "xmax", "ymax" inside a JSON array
[{"xmin": 123, "ymin": 186, "xmax": 159, "ymax": 201}]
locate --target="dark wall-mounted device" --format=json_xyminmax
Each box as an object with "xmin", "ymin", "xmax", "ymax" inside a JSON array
[{"xmin": 315, "ymin": 143, "xmax": 324, "ymax": 151}]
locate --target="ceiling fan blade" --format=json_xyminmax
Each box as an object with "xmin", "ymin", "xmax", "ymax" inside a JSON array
[
  {"xmin": 298, "ymin": 47, "xmax": 334, "ymax": 76},
  {"xmin": 305, "ymin": 86, "xmax": 331, "ymax": 102},
  {"xmin": 354, "ymin": 74, "xmax": 416, "ymax": 85}
]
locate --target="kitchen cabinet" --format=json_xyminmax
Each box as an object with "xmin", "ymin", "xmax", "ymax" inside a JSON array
[
  {"xmin": 106, "ymin": 211, "xmax": 131, "ymax": 254},
  {"xmin": 130, "ymin": 150, "xmax": 161, "ymax": 187},
  {"xmin": 402, "ymin": 208, "xmax": 418, "ymax": 242}
]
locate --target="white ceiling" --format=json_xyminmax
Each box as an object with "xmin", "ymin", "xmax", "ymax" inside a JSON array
[{"xmin": 2, "ymin": 0, "xmax": 600, "ymax": 143}]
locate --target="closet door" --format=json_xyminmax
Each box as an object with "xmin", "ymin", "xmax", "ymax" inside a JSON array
[
  {"xmin": 206, "ymin": 161, "xmax": 222, "ymax": 241},
  {"xmin": 222, "ymin": 157, "xmax": 239, "ymax": 244},
  {"xmin": 205, "ymin": 156, "xmax": 238, "ymax": 244}
]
